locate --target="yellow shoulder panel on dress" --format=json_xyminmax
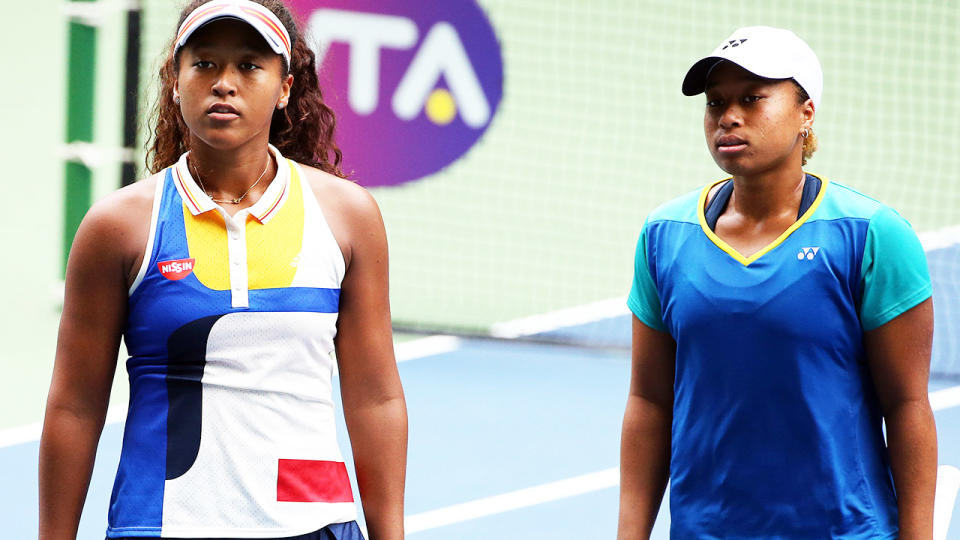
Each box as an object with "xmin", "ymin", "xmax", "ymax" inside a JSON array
[
  {"xmin": 247, "ymin": 161, "xmax": 303, "ymax": 289},
  {"xmin": 183, "ymin": 203, "xmax": 231, "ymax": 290}
]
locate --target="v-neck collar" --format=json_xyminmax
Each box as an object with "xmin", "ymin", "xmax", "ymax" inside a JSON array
[{"xmin": 696, "ymin": 173, "xmax": 829, "ymax": 266}]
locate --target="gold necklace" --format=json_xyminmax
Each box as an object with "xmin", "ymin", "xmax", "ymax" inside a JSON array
[{"xmin": 191, "ymin": 156, "xmax": 271, "ymax": 205}]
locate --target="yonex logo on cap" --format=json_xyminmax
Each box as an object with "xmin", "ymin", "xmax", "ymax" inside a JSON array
[
  {"xmin": 682, "ymin": 26, "xmax": 823, "ymax": 110},
  {"xmin": 797, "ymin": 247, "xmax": 820, "ymax": 260},
  {"xmin": 722, "ymin": 39, "xmax": 748, "ymax": 50}
]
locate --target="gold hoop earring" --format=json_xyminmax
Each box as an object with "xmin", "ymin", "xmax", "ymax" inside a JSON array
[{"xmin": 801, "ymin": 129, "xmax": 809, "ymax": 138}]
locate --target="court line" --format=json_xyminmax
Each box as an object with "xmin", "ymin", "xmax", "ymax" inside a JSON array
[
  {"xmin": 931, "ymin": 386, "xmax": 960, "ymax": 412},
  {"xmin": 0, "ymin": 422, "xmax": 44, "ymax": 449},
  {"xmin": 0, "ymin": 407, "xmax": 127, "ymax": 450},
  {"xmin": 919, "ymin": 225, "xmax": 960, "ymax": 251},
  {"xmin": 396, "ymin": 335, "xmax": 462, "ymax": 363},
  {"xmin": 405, "ymin": 468, "xmax": 619, "ymax": 533},
  {"xmin": 0, "ymin": 336, "xmax": 461, "ymax": 449},
  {"xmin": 936, "ymin": 466, "xmax": 960, "ymax": 540},
  {"xmin": 403, "ymin": 462, "xmax": 959, "ymax": 535},
  {"xmin": 490, "ymin": 297, "xmax": 628, "ymax": 338}
]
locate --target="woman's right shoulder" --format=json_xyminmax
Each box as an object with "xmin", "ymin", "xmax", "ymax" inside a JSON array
[
  {"xmin": 644, "ymin": 185, "xmax": 705, "ymax": 227},
  {"xmin": 81, "ymin": 172, "xmax": 163, "ymax": 231},
  {"xmin": 72, "ymin": 172, "xmax": 165, "ymax": 273}
]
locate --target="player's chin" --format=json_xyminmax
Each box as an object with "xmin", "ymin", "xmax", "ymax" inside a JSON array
[
  {"xmin": 710, "ymin": 154, "xmax": 749, "ymax": 176},
  {"xmin": 711, "ymin": 152, "xmax": 772, "ymax": 178},
  {"xmin": 193, "ymin": 128, "xmax": 255, "ymax": 152}
]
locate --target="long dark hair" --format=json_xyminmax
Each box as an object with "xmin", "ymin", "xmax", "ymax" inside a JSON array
[{"xmin": 146, "ymin": 0, "xmax": 344, "ymax": 177}]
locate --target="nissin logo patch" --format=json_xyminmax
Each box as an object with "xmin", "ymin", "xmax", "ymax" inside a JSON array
[
  {"xmin": 289, "ymin": 0, "xmax": 504, "ymax": 187},
  {"xmin": 158, "ymin": 258, "xmax": 195, "ymax": 280}
]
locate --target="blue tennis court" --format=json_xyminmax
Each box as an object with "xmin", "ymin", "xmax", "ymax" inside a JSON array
[
  {"xmin": 3, "ymin": 329, "xmax": 959, "ymax": 539},
  {"xmin": 8, "ymin": 233, "xmax": 957, "ymax": 539}
]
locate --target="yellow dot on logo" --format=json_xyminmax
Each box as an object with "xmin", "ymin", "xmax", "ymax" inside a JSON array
[{"xmin": 425, "ymin": 88, "xmax": 457, "ymax": 125}]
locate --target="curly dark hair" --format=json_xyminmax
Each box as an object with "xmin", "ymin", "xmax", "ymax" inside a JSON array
[{"xmin": 146, "ymin": 0, "xmax": 344, "ymax": 177}]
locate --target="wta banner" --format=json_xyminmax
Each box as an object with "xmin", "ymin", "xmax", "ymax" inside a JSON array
[{"xmin": 289, "ymin": 0, "xmax": 504, "ymax": 187}]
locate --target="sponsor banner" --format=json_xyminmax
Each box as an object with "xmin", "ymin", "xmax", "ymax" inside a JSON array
[{"xmin": 289, "ymin": 0, "xmax": 504, "ymax": 187}]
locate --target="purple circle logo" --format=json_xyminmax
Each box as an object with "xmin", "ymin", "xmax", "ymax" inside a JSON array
[{"xmin": 288, "ymin": 0, "xmax": 504, "ymax": 187}]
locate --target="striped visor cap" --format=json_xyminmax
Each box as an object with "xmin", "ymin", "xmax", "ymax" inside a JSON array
[{"xmin": 174, "ymin": 0, "xmax": 292, "ymax": 66}]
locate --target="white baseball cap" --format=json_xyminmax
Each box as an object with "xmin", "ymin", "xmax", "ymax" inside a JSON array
[
  {"xmin": 681, "ymin": 26, "xmax": 822, "ymax": 110},
  {"xmin": 174, "ymin": 0, "xmax": 292, "ymax": 67}
]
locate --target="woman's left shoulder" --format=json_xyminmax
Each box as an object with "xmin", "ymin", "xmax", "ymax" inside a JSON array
[
  {"xmin": 294, "ymin": 164, "xmax": 386, "ymax": 268},
  {"xmin": 814, "ymin": 177, "xmax": 901, "ymax": 222},
  {"xmin": 296, "ymin": 163, "xmax": 383, "ymax": 221}
]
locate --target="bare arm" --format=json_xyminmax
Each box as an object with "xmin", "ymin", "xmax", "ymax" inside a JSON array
[
  {"xmin": 38, "ymin": 201, "xmax": 135, "ymax": 539},
  {"xmin": 617, "ymin": 316, "xmax": 676, "ymax": 540},
  {"xmin": 333, "ymin": 185, "xmax": 407, "ymax": 540},
  {"xmin": 863, "ymin": 298, "xmax": 937, "ymax": 540}
]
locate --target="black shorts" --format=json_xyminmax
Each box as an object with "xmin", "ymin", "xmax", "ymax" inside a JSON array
[{"xmin": 111, "ymin": 520, "xmax": 365, "ymax": 540}]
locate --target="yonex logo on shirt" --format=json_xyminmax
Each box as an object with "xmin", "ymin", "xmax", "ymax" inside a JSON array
[
  {"xmin": 797, "ymin": 247, "xmax": 820, "ymax": 260},
  {"xmin": 158, "ymin": 258, "xmax": 196, "ymax": 280}
]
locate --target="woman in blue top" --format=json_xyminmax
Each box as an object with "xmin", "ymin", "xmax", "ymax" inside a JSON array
[{"xmin": 618, "ymin": 26, "xmax": 937, "ymax": 539}]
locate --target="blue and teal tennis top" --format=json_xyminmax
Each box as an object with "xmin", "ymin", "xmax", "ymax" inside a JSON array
[{"xmin": 628, "ymin": 174, "xmax": 931, "ymax": 539}]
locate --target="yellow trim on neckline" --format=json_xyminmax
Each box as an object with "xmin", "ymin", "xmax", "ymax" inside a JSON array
[{"xmin": 697, "ymin": 174, "xmax": 830, "ymax": 266}]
